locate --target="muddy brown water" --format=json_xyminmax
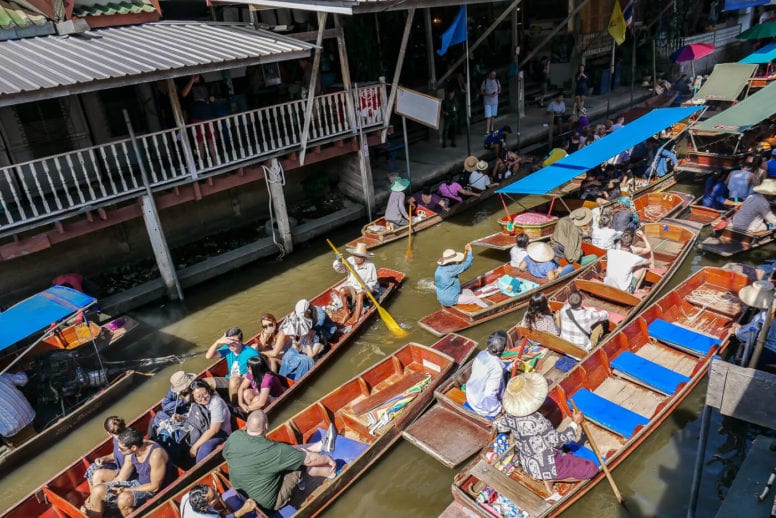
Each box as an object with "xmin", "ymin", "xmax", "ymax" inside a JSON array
[{"xmin": 2, "ymin": 181, "xmax": 775, "ymax": 517}]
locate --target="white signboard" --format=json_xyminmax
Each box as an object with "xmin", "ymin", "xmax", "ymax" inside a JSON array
[{"xmin": 395, "ymin": 86, "xmax": 442, "ymax": 130}]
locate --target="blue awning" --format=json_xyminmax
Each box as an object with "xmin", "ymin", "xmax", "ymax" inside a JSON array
[
  {"xmin": 0, "ymin": 286, "xmax": 96, "ymax": 352},
  {"xmin": 740, "ymin": 42, "xmax": 776, "ymax": 64},
  {"xmin": 724, "ymin": 0, "xmax": 769, "ymax": 11},
  {"xmin": 498, "ymin": 106, "xmax": 702, "ymax": 195}
]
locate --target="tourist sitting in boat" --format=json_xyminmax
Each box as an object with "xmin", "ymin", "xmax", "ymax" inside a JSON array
[
  {"xmin": 237, "ymin": 356, "xmax": 286, "ymax": 414},
  {"xmin": 734, "ymin": 281, "xmax": 776, "ymax": 368},
  {"xmin": 147, "ymin": 371, "xmax": 194, "ymax": 442},
  {"xmin": 541, "ymin": 139, "xmax": 569, "ymax": 168},
  {"xmin": 83, "ymin": 427, "xmax": 176, "ymax": 517},
  {"xmin": 628, "ymin": 137, "xmax": 657, "ymax": 177},
  {"xmin": 604, "ymin": 243, "xmax": 649, "ymax": 293},
  {"xmin": 701, "ymin": 170, "xmax": 729, "ymax": 210},
  {"xmin": 509, "ymin": 233, "xmax": 530, "ymax": 268},
  {"xmin": 222, "ymin": 410, "xmax": 337, "ymax": 514},
  {"xmin": 251, "ymin": 313, "xmax": 281, "ymax": 372},
  {"xmin": 495, "ymin": 372, "xmax": 596, "ymax": 502},
  {"xmin": 180, "ymin": 483, "xmax": 258, "ymax": 518},
  {"xmin": 334, "ymin": 242, "xmax": 379, "ymax": 325},
  {"xmin": 205, "ymin": 327, "xmax": 258, "ymax": 405},
  {"xmin": 86, "ymin": 416, "xmax": 128, "ymax": 488},
  {"xmin": 591, "ymin": 212, "xmax": 620, "ymax": 249},
  {"xmin": 558, "ymin": 290, "xmax": 609, "ymax": 351},
  {"xmin": 520, "ymin": 293, "xmax": 560, "ymax": 336},
  {"xmin": 518, "ymin": 242, "xmax": 569, "ymax": 281},
  {"xmin": 0, "ymin": 371, "xmax": 35, "ymax": 447},
  {"xmin": 550, "ymin": 207, "xmax": 595, "ymax": 265},
  {"xmin": 614, "ymin": 228, "xmax": 653, "ymax": 265},
  {"xmin": 731, "ymin": 179, "xmax": 776, "ymax": 232},
  {"xmin": 651, "ymin": 145, "xmax": 678, "ymax": 178},
  {"xmin": 185, "ymin": 380, "xmax": 232, "ymax": 463},
  {"xmin": 579, "ymin": 170, "xmax": 603, "ymax": 200},
  {"xmin": 469, "ymin": 160, "xmax": 498, "ymax": 191},
  {"xmin": 726, "ymin": 161, "xmax": 755, "ymax": 202},
  {"xmin": 493, "ymin": 149, "xmax": 522, "ymax": 181},
  {"xmin": 435, "ymin": 243, "xmax": 489, "ymax": 308},
  {"xmin": 411, "ymin": 185, "xmax": 449, "ymax": 213},
  {"xmin": 438, "ymin": 174, "xmax": 474, "ymax": 204},
  {"xmin": 276, "ymin": 299, "xmax": 335, "ymax": 380},
  {"xmin": 595, "ymin": 176, "xmax": 622, "ymax": 204},
  {"xmin": 611, "ymin": 197, "xmax": 638, "ymax": 232},
  {"xmin": 384, "ymin": 177, "xmax": 412, "ymax": 230},
  {"xmin": 465, "ymin": 331, "xmax": 509, "ymax": 418}
]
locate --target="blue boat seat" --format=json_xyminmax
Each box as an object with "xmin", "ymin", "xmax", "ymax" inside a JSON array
[
  {"xmin": 564, "ymin": 442, "xmax": 601, "ymax": 467},
  {"xmin": 611, "ymin": 351, "xmax": 690, "ymax": 395},
  {"xmin": 570, "ymin": 389, "xmax": 649, "ymax": 439},
  {"xmin": 647, "ymin": 319, "xmax": 719, "ymax": 356}
]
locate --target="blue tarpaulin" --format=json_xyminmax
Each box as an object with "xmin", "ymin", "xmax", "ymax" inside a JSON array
[
  {"xmin": 0, "ymin": 286, "xmax": 96, "ymax": 352},
  {"xmin": 724, "ymin": 0, "xmax": 769, "ymax": 11},
  {"xmin": 740, "ymin": 42, "xmax": 776, "ymax": 64},
  {"xmin": 497, "ymin": 106, "xmax": 702, "ymax": 195}
]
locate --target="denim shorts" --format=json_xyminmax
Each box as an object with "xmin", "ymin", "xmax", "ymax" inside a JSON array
[
  {"xmin": 484, "ymin": 104, "xmax": 498, "ymax": 118},
  {"xmin": 104, "ymin": 480, "xmax": 155, "ymax": 508}
]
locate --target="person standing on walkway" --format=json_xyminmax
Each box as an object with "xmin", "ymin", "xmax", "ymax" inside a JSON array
[
  {"xmin": 434, "ymin": 243, "xmax": 488, "ymax": 308},
  {"xmin": 481, "ymin": 70, "xmax": 501, "ymax": 134},
  {"xmin": 441, "ymin": 89, "xmax": 458, "ymax": 148},
  {"xmin": 574, "ymin": 65, "xmax": 588, "ymax": 115}
]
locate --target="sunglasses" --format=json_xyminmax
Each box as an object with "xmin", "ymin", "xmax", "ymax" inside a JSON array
[{"xmin": 262, "ymin": 322, "xmax": 276, "ymax": 329}]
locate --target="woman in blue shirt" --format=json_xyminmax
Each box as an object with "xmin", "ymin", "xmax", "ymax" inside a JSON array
[{"xmin": 434, "ymin": 244, "xmax": 488, "ymax": 308}]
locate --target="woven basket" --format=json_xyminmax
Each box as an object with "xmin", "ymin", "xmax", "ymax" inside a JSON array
[{"xmin": 498, "ymin": 213, "xmax": 559, "ymax": 239}]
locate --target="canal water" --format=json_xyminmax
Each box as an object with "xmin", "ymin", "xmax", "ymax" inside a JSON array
[{"xmin": 3, "ymin": 180, "xmax": 775, "ymax": 517}]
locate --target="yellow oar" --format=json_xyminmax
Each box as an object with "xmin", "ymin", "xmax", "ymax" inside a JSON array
[
  {"xmin": 405, "ymin": 203, "xmax": 413, "ymax": 260},
  {"xmin": 326, "ymin": 239, "xmax": 407, "ymax": 337}
]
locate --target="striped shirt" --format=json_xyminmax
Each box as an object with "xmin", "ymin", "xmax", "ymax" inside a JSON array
[{"xmin": 0, "ymin": 373, "xmax": 35, "ymax": 437}]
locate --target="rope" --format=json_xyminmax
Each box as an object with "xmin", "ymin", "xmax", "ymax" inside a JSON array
[
  {"xmin": 262, "ymin": 159, "xmax": 287, "ymax": 259},
  {"xmin": 643, "ymin": 205, "xmax": 667, "ymax": 221},
  {"xmin": 684, "ymin": 289, "xmax": 740, "ymax": 316},
  {"xmin": 100, "ymin": 351, "xmax": 203, "ymax": 368}
]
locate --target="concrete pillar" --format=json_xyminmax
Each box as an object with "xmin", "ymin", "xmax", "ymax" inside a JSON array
[
  {"xmin": 139, "ymin": 194, "xmax": 182, "ymax": 300},
  {"xmin": 265, "ymin": 158, "xmax": 294, "ymax": 254}
]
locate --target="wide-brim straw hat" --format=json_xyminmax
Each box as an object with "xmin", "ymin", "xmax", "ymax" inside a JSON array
[
  {"xmin": 476, "ymin": 160, "xmax": 489, "ymax": 171},
  {"xmin": 391, "ymin": 177, "xmax": 410, "ymax": 191},
  {"xmin": 438, "ymin": 248, "xmax": 465, "ymax": 265},
  {"xmin": 527, "ymin": 241, "xmax": 555, "ymax": 263},
  {"xmin": 464, "ymin": 155, "xmax": 479, "ymax": 172},
  {"xmin": 346, "ymin": 242, "xmax": 374, "ymax": 257},
  {"xmin": 739, "ymin": 280, "xmax": 775, "ymax": 310},
  {"xmin": 169, "ymin": 371, "xmax": 196, "ymax": 393},
  {"xmin": 503, "ymin": 372, "xmax": 549, "ymax": 417},
  {"xmin": 569, "ymin": 207, "xmax": 593, "ymax": 227},
  {"xmin": 754, "ymin": 178, "xmax": 776, "ymax": 196}
]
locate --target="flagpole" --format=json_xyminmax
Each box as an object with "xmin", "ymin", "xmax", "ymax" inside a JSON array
[
  {"xmin": 465, "ymin": 37, "xmax": 472, "ymax": 156},
  {"xmin": 607, "ymin": 39, "xmax": 615, "ymax": 119}
]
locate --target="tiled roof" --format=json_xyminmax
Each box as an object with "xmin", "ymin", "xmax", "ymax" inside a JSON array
[
  {"xmin": 0, "ymin": 0, "xmax": 54, "ymax": 40},
  {"xmin": 72, "ymin": 0, "xmax": 157, "ymax": 18}
]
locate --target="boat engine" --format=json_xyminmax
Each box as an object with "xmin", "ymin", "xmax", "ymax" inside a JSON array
[{"xmin": 30, "ymin": 350, "xmax": 106, "ymax": 406}]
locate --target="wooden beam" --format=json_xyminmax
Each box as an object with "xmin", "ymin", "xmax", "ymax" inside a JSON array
[
  {"xmin": 288, "ymin": 28, "xmax": 340, "ymax": 41},
  {"xmin": 381, "ymin": 8, "xmax": 416, "ymax": 142},
  {"xmin": 707, "ymin": 359, "xmax": 776, "ymax": 430},
  {"xmin": 299, "ymin": 11, "xmax": 328, "ymax": 166},
  {"xmin": 333, "ymin": 17, "xmax": 357, "ymax": 133},
  {"xmin": 436, "ymin": 0, "xmax": 524, "ymax": 89},
  {"xmin": 519, "ymin": 0, "xmax": 592, "ymax": 68},
  {"xmin": 165, "ymin": 78, "xmax": 199, "ymax": 178},
  {"xmin": 424, "ymin": 8, "xmax": 436, "ymax": 89}
]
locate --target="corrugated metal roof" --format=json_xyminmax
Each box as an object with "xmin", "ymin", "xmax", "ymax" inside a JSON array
[{"xmin": 0, "ymin": 22, "xmax": 315, "ymax": 106}]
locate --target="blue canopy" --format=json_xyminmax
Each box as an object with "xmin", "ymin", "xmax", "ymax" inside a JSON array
[
  {"xmin": 497, "ymin": 106, "xmax": 702, "ymax": 195},
  {"xmin": 724, "ymin": 0, "xmax": 769, "ymax": 11},
  {"xmin": 739, "ymin": 42, "xmax": 776, "ymax": 64},
  {"xmin": 0, "ymin": 286, "xmax": 96, "ymax": 352}
]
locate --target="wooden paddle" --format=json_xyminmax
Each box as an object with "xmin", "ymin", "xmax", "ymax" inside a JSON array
[
  {"xmin": 405, "ymin": 202, "xmax": 413, "ymax": 260},
  {"xmin": 569, "ymin": 399, "xmax": 624, "ymax": 505},
  {"xmin": 499, "ymin": 194, "xmax": 513, "ymax": 223},
  {"xmin": 326, "ymin": 239, "xmax": 407, "ymax": 338}
]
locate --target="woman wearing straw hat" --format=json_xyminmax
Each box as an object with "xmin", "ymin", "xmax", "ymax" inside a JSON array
[
  {"xmin": 434, "ymin": 243, "xmax": 489, "ymax": 308},
  {"xmin": 495, "ymin": 372, "xmax": 596, "ymax": 502},
  {"xmin": 333, "ymin": 242, "xmax": 379, "ymax": 325},
  {"xmin": 384, "ymin": 177, "xmax": 413, "ymax": 230},
  {"xmin": 517, "ymin": 242, "xmax": 571, "ymax": 281},
  {"xmin": 468, "ymin": 160, "xmax": 498, "ymax": 192},
  {"xmin": 734, "ymin": 280, "xmax": 776, "ymax": 367},
  {"xmin": 731, "ymin": 178, "xmax": 776, "ymax": 233},
  {"xmin": 550, "ymin": 207, "xmax": 595, "ymax": 265}
]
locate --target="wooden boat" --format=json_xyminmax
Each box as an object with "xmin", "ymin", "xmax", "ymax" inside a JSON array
[
  {"xmin": 685, "ymin": 199, "xmax": 736, "ymax": 227},
  {"xmin": 632, "ymin": 191, "xmax": 694, "ymax": 223},
  {"xmin": 443, "ymin": 267, "xmax": 749, "ymax": 518},
  {"xmin": 699, "ymin": 224, "xmax": 776, "ymax": 257},
  {"xmin": 2, "ymin": 268, "xmax": 405, "ymax": 518},
  {"xmin": 346, "ymin": 175, "xmax": 522, "ymax": 251},
  {"xmin": 403, "ymin": 220, "xmax": 699, "ymax": 468},
  {"xmin": 141, "ymin": 334, "xmax": 476, "ymax": 518},
  {"xmin": 676, "ymin": 149, "xmax": 743, "ymax": 176},
  {"xmin": 418, "ymin": 243, "xmax": 606, "ymax": 337}
]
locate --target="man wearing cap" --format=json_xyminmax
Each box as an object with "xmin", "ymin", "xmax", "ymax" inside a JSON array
[
  {"xmin": 734, "ymin": 280, "xmax": 776, "ymax": 368},
  {"xmin": 333, "ymin": 242, "xmax": 379, "ymax": 325},
  {"xmin": 558, "ymin": 291, "xmax": 609, "ymax": 351},
  {"xmin": 550, "ymin": 207, "xmax": 594, "ymax": 265},
  {"xmin": 495, "ymin": 372, "xmax": 596, "ymax": 502},
  {"xmin": 731, "ymin": 179, "xmax": 776, "ymax": 233},
  {"xmin": 469, "ymin": 160, "xmax": 498, "ymax": 192},
  {"xmin": 435, "ymin": 243, "xmax": 488, "ymax": 308},
  {"xmin": 518, "ymin": 242, "xmax": 569, "ymax": 281},
  {"xmin": 465, "ymin": 331, "xmax": 509, "ymax": 418},
  {"xmin": 147, "ymin": 371, "xmax": 194, "ymax": 441},
  {"xmin": 205, "ymin": 328, "xmax": 258, "ymax": 405},
  {"xmin": 384, "ymin": 177, "xmax": 412, "ymax": 230}
]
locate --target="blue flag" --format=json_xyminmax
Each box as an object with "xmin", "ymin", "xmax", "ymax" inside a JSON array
[{"xmin": 437, "ymin": 6, "xmax": 467, "ymax": 56}]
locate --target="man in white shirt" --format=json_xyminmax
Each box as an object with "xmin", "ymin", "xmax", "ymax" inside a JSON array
[
  {"xmin": 559, "ymin": 291, "xmax": 609, "ymax": 351},
  {"xmin": 481, "ymin": 70, "xmax": 501, "ymax": 133},
  {"xmin": 333, "ymin": 242, "xmax": 379, "ymax": 324}
]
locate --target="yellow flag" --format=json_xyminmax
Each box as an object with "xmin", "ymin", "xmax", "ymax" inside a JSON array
[{"xmin": 608, "ymin": 0, "xmax": 626, "ymax": 46}]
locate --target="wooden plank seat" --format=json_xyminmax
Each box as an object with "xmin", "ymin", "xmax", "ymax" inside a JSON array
[
  {"xmin": 647, "ymin": 319, "xmax": 719, "ymax": 356},
  {"xmin": 569, "ymin": 389, "xmax": 649, "ymax": 439},
  {"xmin": 611, "ymin": 351, "xmax": 690, "ymax": 396}
]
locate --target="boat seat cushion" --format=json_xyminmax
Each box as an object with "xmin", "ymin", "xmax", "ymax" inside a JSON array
[
  {"xmin": 570, "ymin": 389, "xmax": 649, "ymax": 439},
  {"xmin": 611, "ymin": 351, "xmax": 690, "ymax": 395},
  {"xmin": 648, "ymin": 319, "xmax": 719, "ymax": 356},
  {"xmin": 564, "ymin": 442, "xmax": 601, "ymax": 468}
]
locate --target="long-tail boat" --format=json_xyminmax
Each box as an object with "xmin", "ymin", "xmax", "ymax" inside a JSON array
[
  {"xmin": 142, "ymin": 334, "xmax": 476, "ymax": 518},
  {"xmin": 0, "ymin": 286, "xmax": 140, "ymax": 478},
  {"xmin": 632, "ymin": 191, "xmax": 694, "ymax": 223},
  {"xmin": 418, "ymin": 243, "xmax": 606, "ymax": 337},
  {"xmin": 685, "ymin": 199, "xmax": 736, "ymax": 228},
  {"xmin": 403, "ymin": 220, "xmax": 699, "ymax": 468},
  {"xmin": 443, "ymin": 266, "xmax": 749, "ymax": 517},
  {"xmin": 2, "ymin": 268, "xmax": 405, "ymax": 518}
]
